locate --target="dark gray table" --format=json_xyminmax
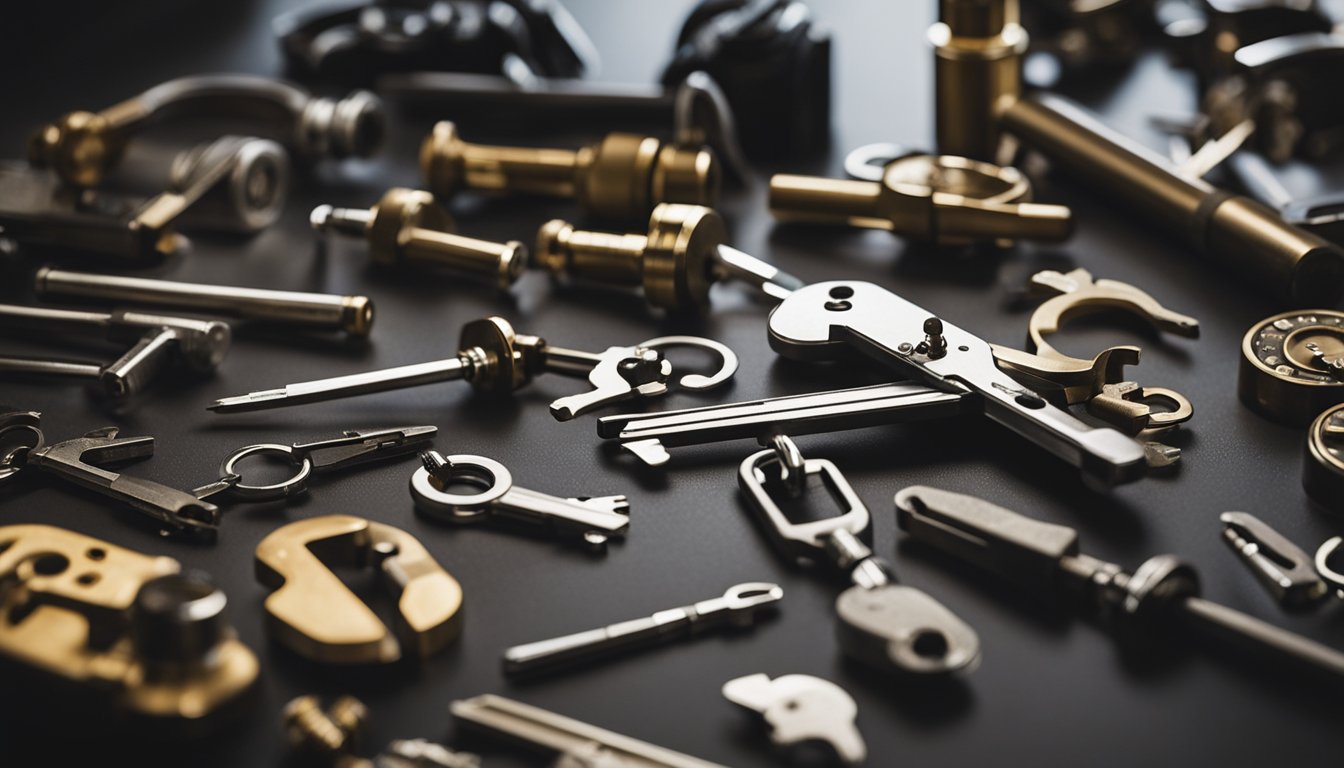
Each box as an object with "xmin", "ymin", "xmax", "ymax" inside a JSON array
[{"xmin": 2, "ymin": 1, "xmax": 1340, "ymax": 765}]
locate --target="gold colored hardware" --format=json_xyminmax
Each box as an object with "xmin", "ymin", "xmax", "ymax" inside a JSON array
[
  {"xmin": 0, "ymin": 524, "xmax": 257, "ymax": 722},
  {"xmin": 1305, "ymin": 403, "xmax": 1344, "ymax": 509},
  {"xmin": 769, "ymin": 153, "xmax": 1071, "ymax": 246},
  {"xmin": 929, "ymin": 0, "xmax": 1027, "ymax": 160},
  {"xmin": 930, "ymin": 0, "xmax": 1344, "ymax": 304},
  {"xmin": 283, "ymin": 694, "xmax": 370, "ymax": 763},
  {"xmin": 535, "ymin": 203, "xmax": 725, "ymax": 311},
  {"xmin": 312, "ymin": 188, "xmax": 527, "ymax": 292},
  {"xmin": 1239, "ymin": 309, "xmax": 1344, "ymax": 424},
  {"xmin": 254, "ymin": 515, "xmax": 463, "ymax": 664},
  {"xmin": 420, "ymin": 121, "xmax": 719, "ymax": 221}
]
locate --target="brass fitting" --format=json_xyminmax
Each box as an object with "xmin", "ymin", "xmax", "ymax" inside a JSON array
[
  {"xmin": 535, "ymin": 203, "xmax": 726, "ymax": 311},
  {"xmin": 312, "ymin": 188, "xmax": 527, "ymax": 291},
  {"xmin": 283, "ymin": 694, "xmax": 370, "ymax": 765},
  {"xmin": 929, "ymin": 0, "xmax": 1026, "ymax": 160},
  {"xmin": 769, "ymin": 153, "xmax": 1072, "ymax": 246},
  {"xmin": 420, "ymin": 121, "xmax": 720, "ymax": 221}
]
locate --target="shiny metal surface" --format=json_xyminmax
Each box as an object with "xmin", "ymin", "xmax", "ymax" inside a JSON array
[
  {"xmin": 34, "ymin": 267, "xmax": 374, "ymax": 336},
  {"xmin": 450, "ymin": 694, "xmax": 728, "ymax": 768},
  {"xmin": 502, "ymin": 582, "xmax": 782, "ymax": 676},
  {"xmin": 739, "ymin": 438, "xmax": 981, "ymax": 677},
  {"xmin": 597, "ymin": 382, "xmax": 969, "ymax": 467},
  {"xmin": 410, "ymin": 450, "xmax": 630, "ymax": 551},
  {"xmin": 721, "ymin": 673, "xmax": 866, "ymax": 766},
  {"xmin": 1219, "ymin": 511, "xmax": 1328, "ymax": 608},
  {"xmin": 768, "ymin": 281, "xmax": 1148, "ymax": 488},
  {"xmin": 896, "ymin": 485, "xmax": 1344, "ymax": 685},
  {"xmin": 193, "ymin": 426, "xmax": 436, "ymax": 502},
  {"xmin": 26, "ymin": 428, "xmax": 220, "ymax": 539}
]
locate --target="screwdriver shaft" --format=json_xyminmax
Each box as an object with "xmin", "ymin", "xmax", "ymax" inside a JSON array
[
  {"xmin": 1177, "ymin": 596, "xmax": 1344, "ymax": 682},
  {"xmin": 208, "ymin": 357, "xmax": 470, "ymax": 413}
]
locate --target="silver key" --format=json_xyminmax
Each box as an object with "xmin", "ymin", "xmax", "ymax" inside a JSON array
[
  {"xmin": 768, "ymin": 280, "xmax": 1148, "ymax": 488},
  {"xmin": 451, "ymin": 694, "xmax": 728, "ymax": 768},
  {"xmin": 410, "ymin": 451, "xmax": 630, "ymax": 551},
  {"xmin": 722, "ymin": 673, "xmax": 866, "ymax": 766},
  {"xmin": 597, "ymin": 381, "xmax": 968, "ymax": 466},
  {"xmin": 503, "ymin": 582, "xmax": 783, "ymax": 676}
]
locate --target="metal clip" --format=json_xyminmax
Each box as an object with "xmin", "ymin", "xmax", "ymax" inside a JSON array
[
  {"xmin": 254, "ymin": 515, "xmax": 463, "ymax": 664},
  {"xmin": 192, "ymin": 426, "xmax": 435, "ymax": 501},
  {"xmin": 26, "ymin": 427, "xmax": 220, "ymax": 539},
  {"xmin": 1220, "ymin": 512, "xmax": 1328, "ymax": 609}
]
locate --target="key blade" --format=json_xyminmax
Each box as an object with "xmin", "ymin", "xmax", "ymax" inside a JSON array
[
  {"xmin": 451, "ymin": 695, "xmax": 728, "ymax": 768},
  {"xmin": 597, "ymin": 382, "xmax": 967, "ymax": 465},
  {"xmin": 713, "ymin": 244, "xmax": 805, "ymax": 300},
  {"xmin": 895, "ymin": 485, "xmax": 1078, "ymax": 594}
]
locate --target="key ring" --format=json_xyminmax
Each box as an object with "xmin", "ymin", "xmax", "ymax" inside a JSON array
[
  {"xmin": 211, "ymin": 443, "xmax": 314, "ymax": 501},
  {"xmin": 410, "ymin": 453, "xmax": 513, "ymax": 522},
  {"xmin": 0, "ymin": 410, "xmax": 43, "ymax": 487}
]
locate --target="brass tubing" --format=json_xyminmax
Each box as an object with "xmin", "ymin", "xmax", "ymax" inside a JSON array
[
  {"xmin": 536, "ymin": 222, "xmax": 647, "ymax": 285},
  {"xmin": 768, "ymin": 176, "xmax": 890, "ymax": 229},
  {"xmin": 1001, "ymin": 93, "xmax": 1344, "ymax": 305}
]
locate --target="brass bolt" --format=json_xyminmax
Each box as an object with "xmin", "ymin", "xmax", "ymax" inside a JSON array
[
  {"xmin": 282, "ymin": 694, "xmax": 369, "ymax": 761},
  {"xmin": 312, "ymin": 188, "xmax": 527, "ymax": 292},
  {"xmin": 420, "ymin": 121, "xmax": 720, "ymax": 221},
  {"xmin": 535, "ymin": 203, "xmax": 726, "ymax": 311}
]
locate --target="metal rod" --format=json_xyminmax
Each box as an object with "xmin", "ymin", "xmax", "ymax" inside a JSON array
[{"xmin": 34, "ymin": 267, "xmax": 374, "ymax": 336}]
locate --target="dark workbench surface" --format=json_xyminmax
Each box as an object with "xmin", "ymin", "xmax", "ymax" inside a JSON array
[{"xmin": 2, "ymin": 1, "xmax": 1340, "ymax": 765}]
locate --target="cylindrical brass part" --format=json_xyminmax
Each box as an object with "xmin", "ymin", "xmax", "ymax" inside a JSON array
[
  {"xmin": 930, "ymin": 0, "xmax": 1026, "ymax": 160},
  {"xmin": 1304, "ymin": 404, "xmax": 1344, "ymax": 509},
  {"xmin": 535, "ymin": 204, "xmax": 725, "ymax": 311},
  {"xmin": 360, "ymin": 187, "xmax": 527, "ymax": 291},
  {"xmin": 420, "ymin": 121, "xmax": 719, "ymax": 221},
  {"xmin": 536, "ymin": 220, "xmax": 648, "ymax": 285},
  {"xmin": 403, "ymin": 229, "xmax": 527, "ymax": 290},
  {"xmin": 769, "ymin": 176, "xmax": 892, "ymax": 230},
  {"xmin": 1002, "ymin": 94, "xmax": 1344, "ymax": 305}
]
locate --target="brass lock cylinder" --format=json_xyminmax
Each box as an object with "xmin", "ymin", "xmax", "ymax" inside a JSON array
[
  {"xmin": 420, "ymin": 121, "xmax": 719, "ymax": 221},
  {"xmin": 930, "ymin": 0, "xmax": 1026, "ymax": 161},
  {"xmin": 535, "ymin": 203, "xmax": 725, "ymax": 311}
]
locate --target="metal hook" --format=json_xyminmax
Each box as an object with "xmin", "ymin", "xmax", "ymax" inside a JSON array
[
  {"xmin": 1027, "ymin": 268, "xmax": 1201, "ymax": 360},
  {"xmin": 636, "ymin": 335, "xmax": 739, "ymax": 391},
  {"xmin": 1221, "ymin": 512, "xmax": 1327, "ymax": 609}
]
